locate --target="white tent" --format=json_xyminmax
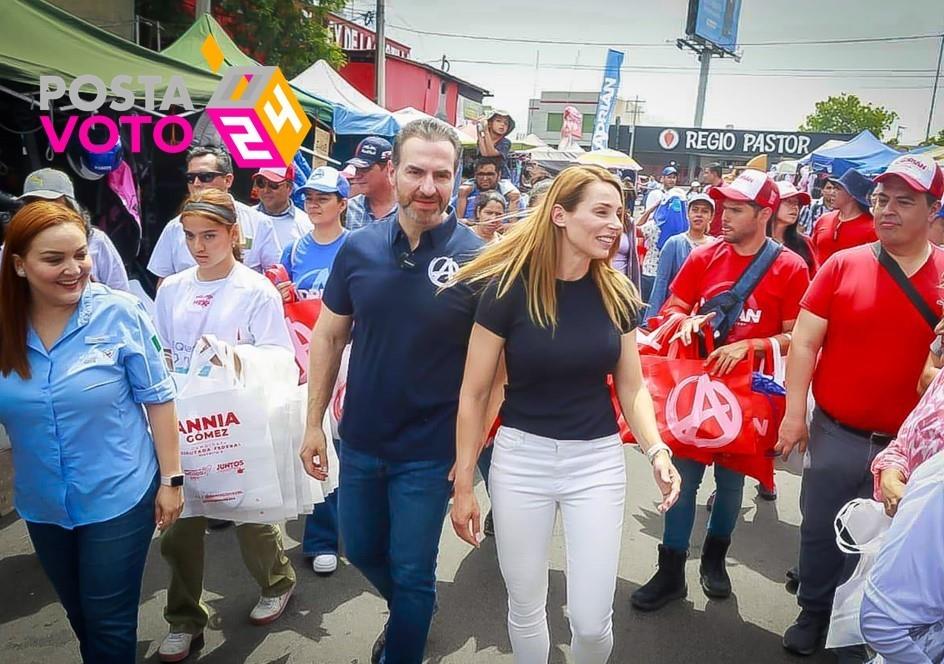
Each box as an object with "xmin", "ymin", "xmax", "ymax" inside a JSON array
[
  {"xmin": 392, "ymin": 107, "xmax": 476, "ymax": 147},
  {"xmin": 290, "ymin": 60, "xmax": 399, "ymax": 136}
]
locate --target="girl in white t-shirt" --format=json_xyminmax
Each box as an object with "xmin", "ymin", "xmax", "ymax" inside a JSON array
[{"xmin": 153, "ymin": 189, "xmax": 297, "ymax": 662}]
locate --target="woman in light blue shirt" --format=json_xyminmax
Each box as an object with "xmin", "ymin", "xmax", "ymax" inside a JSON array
[{"xmin": 0, "ymin": 201, "xmax": 183, "ymax": 664}]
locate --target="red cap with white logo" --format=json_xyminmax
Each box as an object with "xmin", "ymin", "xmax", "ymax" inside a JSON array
[
  {"xmin": 708, "ymin": 168, "xmax": 780, "ymax": 210},
  {"xmin": 874, "ymin": 154, "xmax": 944, "ymax": 199}
]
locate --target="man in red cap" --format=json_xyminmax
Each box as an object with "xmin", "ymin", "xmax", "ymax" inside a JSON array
[
  {"xmin": 631, "ymin": 170, "xmax": 809, "ymax": 613},
  {"xmin": 253, "ymin": 165, "xmax": 313, "ymax": 249},
  {"xmin": 777, "ymin": 153, "xmax": 944, "ymax": 659}
]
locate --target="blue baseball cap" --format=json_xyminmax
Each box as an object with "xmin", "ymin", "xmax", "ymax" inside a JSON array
[
  {"xmin": 299, "ymin": 166, "xmax": 350, "ymax": 198},
  {"xmin": 346, "ymin": 136, "xmax": 393, "ymax": 169},
  {"xmin": 662, "ymin": 166, "xmax": 679, "ymax": 176}
]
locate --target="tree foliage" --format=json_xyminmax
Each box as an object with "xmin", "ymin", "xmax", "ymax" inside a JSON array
[
  {"xmin": 800, "ymin": 94, "xmax": 899, "ymax": 139},
  {"xmin": 922, "ymin": 128, "xmax": 944, "ymax": 147},
  {"xmin": 140, "ymin": 0, "xmax": 347, "ymax": 77}
]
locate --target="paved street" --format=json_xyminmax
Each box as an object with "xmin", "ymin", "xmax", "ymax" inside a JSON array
[{"xmin": 1, "ymin": 449, "xmax": 831, "ymax": 664}]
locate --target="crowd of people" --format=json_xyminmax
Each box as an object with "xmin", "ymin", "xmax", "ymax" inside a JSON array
[{"xmin": 0, "ymin": 106, "xmax": 943, "ymax": 664}]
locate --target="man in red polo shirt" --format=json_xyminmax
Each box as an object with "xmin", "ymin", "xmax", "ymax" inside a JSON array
[
  {"xmin": 631, "ymin": 170, "xmax": 810, "ymax": 613},
  {"xmin": 810, "ymin": 167, "xmax": 876, "ymax": 264},
  {"xmin": 777, "ymin": 154, "xmax": 944, "ymax": 658}
]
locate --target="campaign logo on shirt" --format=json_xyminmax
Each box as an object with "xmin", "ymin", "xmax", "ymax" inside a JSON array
[
  {"xmin": 428, "ymin": 256, "xmax": 459, "ymax": 287},
  {"xmin": 192, "ymin": 294, "xmax": 214, "ymax": 309}
]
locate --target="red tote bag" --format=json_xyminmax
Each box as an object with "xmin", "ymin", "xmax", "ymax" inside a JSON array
[{"xmin": 283, "ymin": 299, "xmax": 322, "ymax": 385}]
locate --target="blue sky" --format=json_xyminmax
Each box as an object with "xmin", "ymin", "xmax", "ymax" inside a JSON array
[{"xmin": 346, "ymin": 0, "xmax": 944, "ymax": 144}]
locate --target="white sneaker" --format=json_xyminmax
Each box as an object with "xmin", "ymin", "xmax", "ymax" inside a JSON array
[
  {"xmin": 158, "ymin": 631, "xmax": 203, "ymax": 662},
  {"xmin": 312, "ymin": 554, "xmax": 338, "ymax": 575},
  {"xmin": 249, "ymin": 585, "xmax": 294, "ymax": 625}
]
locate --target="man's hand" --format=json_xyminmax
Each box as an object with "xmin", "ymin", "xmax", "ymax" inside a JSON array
[
  {"xmin": 669, "ymin": 312, "xmax": 716, "ymax": 347},
  {"xmin": 450, "ymin": 486, "xmax": 481, "ymax": 547},
  {"xmin": 704, "ymin": 339, "xmax": 750, "ymax": 376},
  {"xmin": 879, "ymin": 468, "xmax": 907, "ymax": 517},
  {"xmin": 776, "ymin": 414, "xmax": 809, "ymax": 462},
  {"xmin": 299, "ymin": 425, "xmax": 329, "ymax": 481}
]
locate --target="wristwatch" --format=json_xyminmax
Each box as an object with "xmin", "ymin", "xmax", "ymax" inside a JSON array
[{"xmin": 161, "ymin": 474, "xmax": 184, "ymax": 487}]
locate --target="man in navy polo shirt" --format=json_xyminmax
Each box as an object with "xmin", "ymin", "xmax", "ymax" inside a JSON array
[{"xmin": 299, "ymin": 118, "xmax": 484, "ymax": 664}]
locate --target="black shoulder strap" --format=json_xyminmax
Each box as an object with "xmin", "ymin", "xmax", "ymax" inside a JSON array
[
  {"xmin": 871, "ymin": 242, "xmax": 937, "ymax": 330},
  {"xmin": 732, "ymin": 239, "xmax": 783, "ymax": 301}
]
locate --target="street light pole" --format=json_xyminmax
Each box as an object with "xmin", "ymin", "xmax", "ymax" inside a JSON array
[
  {"xmin": 375, "ymin": 0, "xmax": 386, "ymax": 107},
  {"xmin": 927, "ymin": 33, "xmax": 944, "ymax": 142}
]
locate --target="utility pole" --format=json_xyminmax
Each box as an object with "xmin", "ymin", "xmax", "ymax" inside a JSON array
[
  {"xmin": 195, "ymin": 0, "xmax": 211, "ymax": 16},
  {"xmin": 677, "ymin": 36, "xmax": 739, "ymax": 181},
  {"xmin": 375, "ymin": 0, "xmax": 386, "ymax": 107},
  {"xmin": 628, "ymin": 95, "xmax": 646, "ymax": 158},
  {"xmin": 927, "ymin": 33, "xmax": 944, "ymax": 142}
]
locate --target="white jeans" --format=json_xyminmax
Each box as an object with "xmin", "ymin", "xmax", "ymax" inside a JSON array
[{"xmin": 490, "ymin": 426, "xmax": 626, "ymax": 664}]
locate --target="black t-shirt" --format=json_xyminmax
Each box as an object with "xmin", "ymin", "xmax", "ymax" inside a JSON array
[{"xmin": 476, "ymin": 273, "xmax": 637, "ymax": 440}]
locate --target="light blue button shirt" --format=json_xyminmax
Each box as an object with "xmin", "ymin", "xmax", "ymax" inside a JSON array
[{"xmin": 0, "ymin": 284, "xmax": 176, "ymax": 529}]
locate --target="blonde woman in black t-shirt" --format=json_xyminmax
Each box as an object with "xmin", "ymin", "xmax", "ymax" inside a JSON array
[{"xmin": 449, "ymin": 165, "xmax": 680, "ymax": 664}]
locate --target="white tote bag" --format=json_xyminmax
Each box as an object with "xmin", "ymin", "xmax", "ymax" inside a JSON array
[
  {"xmin": 826, "ymin": 498, "xmax": 892, "ymax": 649},
  {"xmin": 176, "ymin": 336, "xmax": 283, "ymax": 519}
]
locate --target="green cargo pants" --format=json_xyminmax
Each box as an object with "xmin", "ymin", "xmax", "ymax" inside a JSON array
[{"xmin": 160, "ymin": 516, "xmax": 296, "ymax": 634}]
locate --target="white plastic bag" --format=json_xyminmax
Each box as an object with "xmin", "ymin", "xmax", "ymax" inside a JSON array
[
  {"xmin": 176, "ymin": 337, "xmax": 283, "ymax": 519},
  {"xmin": 826, "ymin": 498, "xmax": 892, "ymax": 649}
]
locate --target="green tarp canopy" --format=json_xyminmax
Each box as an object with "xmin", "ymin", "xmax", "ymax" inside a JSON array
[
  {"xmin": 0, "ymin": 0, "xmax": 223, "ymax": 106},
  {"xmin": 162, "ymin": 14, "xmax": 333, "ymax": 124},
  {"xmin": 0, "ymin": 0, "xmax": 332, "ymax": 125}
]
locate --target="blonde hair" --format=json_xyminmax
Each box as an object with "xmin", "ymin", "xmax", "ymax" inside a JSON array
[{"xmin": 452, "ymin": 165, "xmax": 641, "ymax": 329}]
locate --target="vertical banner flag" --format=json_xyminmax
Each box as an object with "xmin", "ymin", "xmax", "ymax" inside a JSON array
[{"xmin": 591, "ymin": 49, "xmax": 625, "ymax": 151}]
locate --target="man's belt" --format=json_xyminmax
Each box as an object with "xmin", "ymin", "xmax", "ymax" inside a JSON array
[{"xmin": 820, "ymin": 409, "xmax": 894, "ymax": 447}]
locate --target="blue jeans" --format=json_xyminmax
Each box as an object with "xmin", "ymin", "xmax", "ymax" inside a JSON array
[
  {"xmin": 339, "ymin": 444, "xmax": 453, "ymax": 664},
  {"xmin": 26, "ymin": 477, "xmax": 158, "ymax": 664},
  {"xmin": 663, "ymin": 457, "xmax": 744, "ymax": 552},
  {"xmin": 303, "ymin": 439, "xmax": 341, "ymax": 557}
]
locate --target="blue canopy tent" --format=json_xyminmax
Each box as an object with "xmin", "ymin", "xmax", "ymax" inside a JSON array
[{"xmin": 809, "ymin": 130, "xmax": 900, "ymax": 177}]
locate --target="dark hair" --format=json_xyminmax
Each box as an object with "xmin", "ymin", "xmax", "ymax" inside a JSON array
[
  {"xmin": 186, "ymin": 144, "xmax": 234, "ymax": 175},
  {"xmin": 0, "ymin": 202, "xmax": 88, "ymax": 379},
  {"xmin": 767, "ymin": 205, "xmax": 815, "ymax": 272},
  {"xmin": 392, "ymin": 118, "xmax": 461, "ymax": 171},
  {"xmin": 474, "ymin": 191, "xmax": 508, "ymax": 217},
  {"xmin": 707, "ymin": 163, "xmax": 723, "ymax": 178},
  {"xmin": 474, "ymin": 156, "xmax": 502, "ymax": 173}
]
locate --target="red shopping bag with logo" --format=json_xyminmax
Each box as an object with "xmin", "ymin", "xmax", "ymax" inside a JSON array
[
  {"xmin": 639, "ymin": 337, "xmax": 757, "ymax": 458},
  {"xmin": 283, "ymin": 299, "xmax": 322, "ymax": 385}
]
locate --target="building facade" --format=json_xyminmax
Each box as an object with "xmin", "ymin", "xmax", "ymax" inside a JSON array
[{"xmin": 528, "ymin": 90, "xmax": 644, "ymax": 148}]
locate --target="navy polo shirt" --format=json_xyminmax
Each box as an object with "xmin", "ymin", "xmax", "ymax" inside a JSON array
[{"xmin": 322, "ymin": 212, "xmax": 484, "ymax": 461}]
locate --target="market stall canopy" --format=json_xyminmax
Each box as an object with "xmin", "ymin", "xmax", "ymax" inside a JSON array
[
  {"xmin": 810, "ymin": 130, "xmax": 900, "ymax": 177},
  {"xmin": 577, "ymin": 148, "xmax": 642, "ymax": 171},
  {"xmin": 523, "ymin": 145, "xmax": 584, "ymax": 174},
  {"xmin": 290, "ymin": 60, "xmax": 398, "ymax": 136},
  {"xmin": 162, "ymin": 14, "xmax": 332, "ymax": 124},
  {"xmin": 512, "ymin": 134, "xmax": 547, "ymax": 151},
  {"xmin": 392, "ymin": 107, "xmax": 476, "ymax": 147},
  {"xmin": 0, "ymin": 0, "xmax": 224, "ymax": 106},
  {"xmin": 906, "ymin": 144, "xmax": 944, "ymax": 164},
  {"xmin": 800, "ymin": 139, "xmax": 846, "ymax": 163}
]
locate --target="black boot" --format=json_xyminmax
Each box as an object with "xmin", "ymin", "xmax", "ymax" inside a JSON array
[
  {"xmin": 699, "ymin": 534, "xmax": 732, "ymax": 599},
  {"xmin": 631, "ymin": 545, "xmax": 688, "ymax": 611}
]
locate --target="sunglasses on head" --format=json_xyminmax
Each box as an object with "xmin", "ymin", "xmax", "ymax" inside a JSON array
[
  {"xmin": 253, "ymin": 177, "xmax": 288, "ymax": 190},
  {"xmin": 185, "ymin": 171, "xmax": 224, "ymax": 184}
]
